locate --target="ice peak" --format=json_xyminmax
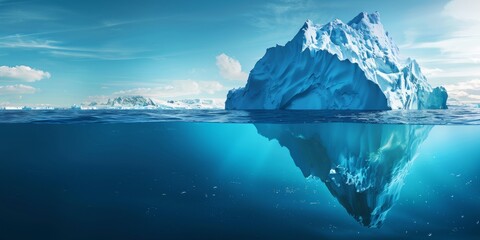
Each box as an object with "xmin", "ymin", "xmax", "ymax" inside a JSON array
[
  {"xmin": 404, "ymin": 58, "xmax": 421, "ymax": 72},
  {"xmin": 303, "ymin": 19, "xmax": 314, "ymax": 28},
  {"xmin": 348, "ymin": 11, "xmax": 381, "ymax": 26},
  {"xmin": 294, "ymin": 19, "xmax": 319, "ymax": 50},
  {"xmin": 405, "ymin": 57, "xmax": 418, "ymax": 65},
  {"xmin": 404, "ymin": 58, "xmax": 424, "ymax": 79}
]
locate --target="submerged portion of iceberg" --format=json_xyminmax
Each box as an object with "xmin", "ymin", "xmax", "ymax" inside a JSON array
[
  {"xmin": 255, "ymin": 123, "xmax": 432, "ymax": 227},
  {"xmin": 226, "ymin": 12, "xmax": 447, "ymax": 110}
]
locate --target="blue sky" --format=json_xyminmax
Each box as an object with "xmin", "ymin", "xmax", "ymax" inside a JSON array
[{"xmin": 0, "ymin": 0, "xmax": 478, "ymax": 106}]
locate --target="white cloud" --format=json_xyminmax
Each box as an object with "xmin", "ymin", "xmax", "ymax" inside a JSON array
[
  {"xmin": 408, "ymin": 0, "xmax": 480, "ymax": 64},
  {"xmin": 400, "ymin": 0, "xmax": 480, "ymax": 90},
  {"xmin": 443, "ymin": 0, "xmax": 480, "ymax": 54},
  {"xmin": 444, "ymin": 0, "xmax": 480, "ymax": 21},
  {"xmin": 216, "ymin": 53, "xmax": 248, "ymax": 81},
  {"xmin": 443, "ymin": 79, "xmax": 480, "ymax": 103},
  {"xmin": 113, "ymin": 80, "xmax": 226, "ymax": 99},
  {"xmin": 0, "ymin": 65, "xmax": 50, "ymax": 82},
  {"xmin": 421, "ymin": 67, "xmax": 444, "ymax": 77},
  {"xmin": 0, "ymin": 35, "xmax": 152, "ymax": 61},
  {"xmin": 0, "ymin": 84, "xmax": 36, "ymax": 95}
]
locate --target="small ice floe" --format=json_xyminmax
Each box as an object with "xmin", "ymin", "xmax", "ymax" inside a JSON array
[
  {"xmin": 285, "ymin": 187, "xmax": 295, "ymax": 194},
  {"xmin": 329, "ymin": 169, "xmax": 337, "ymax": 174},
  {"xmin": 145, "ymin": 207, "xmax": 158, "ymax": 217}
]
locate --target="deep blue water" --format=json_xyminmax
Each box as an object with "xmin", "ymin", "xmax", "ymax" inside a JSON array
[{"xmin": 1, "ymin": 110, "xmax": 479, "ymax": 239}]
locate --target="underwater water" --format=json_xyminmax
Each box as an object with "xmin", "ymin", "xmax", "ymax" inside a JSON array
[{"xmin": 0, "ymin": 109, "xmax": 479, "ymax": 239}]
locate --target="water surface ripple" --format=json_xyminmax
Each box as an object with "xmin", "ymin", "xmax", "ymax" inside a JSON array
[{"xmin": 0, "ymin": 106, "xmax": 479, "ymax": 125}]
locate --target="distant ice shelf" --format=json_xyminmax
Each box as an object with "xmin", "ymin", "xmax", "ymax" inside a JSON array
[
  {"xmin": 226, "ymin": 12, "xmax": 448, "ymax": 110},
  {"xmin": 81, "ymin": 96, "xmax": 225, "ymax": 110},
  {"xmin": 0, "ymin": 96, "xmax": 226, "ymax": 110}
]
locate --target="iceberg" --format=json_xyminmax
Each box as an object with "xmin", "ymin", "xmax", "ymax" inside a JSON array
[
  {"xmin": 226, "ymin": 12, "xmax": 447, "ymax": 110},
  {"xmin": 106, "ymin": 96, "xmax": 157, "ymax": 108},
  {"xmin": 82, "ymin": 96, "xmax": 225, "ymax": 110},
  {"xmin": 157, "ymin": 98, "xmax": 225, "ymax": 109},
  {"xmin": 255, "ymin": 123, "xmax": 432, "ymax": 227}
]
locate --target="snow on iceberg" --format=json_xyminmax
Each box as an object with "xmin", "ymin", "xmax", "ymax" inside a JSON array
[
  {"xmin": 255, "ymin": 123, "xmax": 432, "ymax": 227},
  {"xmin": 226, "ymin": 12, "xmax": 447, "ymax": 110}
]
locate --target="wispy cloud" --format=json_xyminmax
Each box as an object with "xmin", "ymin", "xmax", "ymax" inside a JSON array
[
  {"xmin": 0, "ymin": 65, "xmax": 50, "ymax": 82},
  {"xmin": 216, "ymin": 53, "xmax": 248, "ymax": 81},
  {"xmin": 421, "ymin": 67, "xmax": 444, "ymax": 78},
  {"xmin": 99, "ymin": 18, "xmax": 160, "ymax": 28},
  {"xmin": 0, "ymin": 9, "xmax": 57, "ymax": 23},
  {"xmin": 249, "ymin": 0, "xmax": 314, "ymax": 28},
  {"xmin": 0, "ymin": 84, "xmax": 36, "ymax": 95},
  {"xmin": 0, "ymin": 36, "xmax": 63, "ymax": 50},
  {"xmin": 48, "ymin": 50, "xmax": 150, "ymax": 61},
  {"xmin": 0, "ymin": 7, "xmax": 165, "ymax": 61},
  {"xmin": 0, "ymin": 2, "xmax": 68, "ymax": 24},
  {"xmin": 247, "ymin": 0, "xmax": 345, "ymax": 29},
  {"xmin": 0, "ymin": 34, "xmax": 151, "ymax": 60},
  {"xmin": 404, "ymin": 0, "xmax": 480, "ymax": 64}
]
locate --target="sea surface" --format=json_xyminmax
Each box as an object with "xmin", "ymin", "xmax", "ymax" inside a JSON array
[{"xmin": 1, "ymin": 108, "xmax": 479, "ymax": 239}]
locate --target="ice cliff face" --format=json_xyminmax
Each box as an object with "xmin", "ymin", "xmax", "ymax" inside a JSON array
[
  {"xmin": 255, "ymin": 123, "xmax": 432, "ymax": 227},
  {"xmin": 226, "ymin": 12, "xmax": 447, "ymax": 110}
]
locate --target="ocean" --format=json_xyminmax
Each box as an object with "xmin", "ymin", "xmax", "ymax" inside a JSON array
[{"xmin": 1, "ymin": 109, "xmax": 479, "ymax": 239}]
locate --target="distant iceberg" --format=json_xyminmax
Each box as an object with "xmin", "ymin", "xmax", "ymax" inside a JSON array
[
  {"xmin": 82, "ymin": 96, "xmax": 225, "ymax": 110},
  {"xmin": 226, "ymin": 12, "xmax": 447, "ymax": 110},
  {"xmin": 255, "ymin": 123, "xmax": 432, "ymax": 227}
]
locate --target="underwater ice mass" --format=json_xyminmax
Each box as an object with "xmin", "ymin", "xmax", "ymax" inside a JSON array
[{"xmin": 256, "ymin": 123, "xmax": 431, "ymax": 228}]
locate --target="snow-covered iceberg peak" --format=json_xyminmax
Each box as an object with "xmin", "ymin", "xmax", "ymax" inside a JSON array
[{"xmin": 226, "ymin": 12, "xmax": 447, "ymax": 110}]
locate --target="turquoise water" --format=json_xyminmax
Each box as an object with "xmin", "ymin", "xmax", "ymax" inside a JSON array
[{"xmin": 0, "ymin": 110, "xmax": 479, "ymax": 239}]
